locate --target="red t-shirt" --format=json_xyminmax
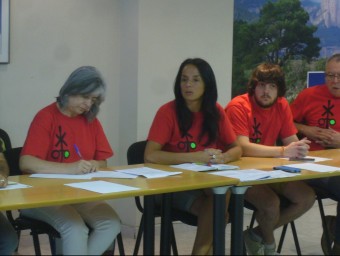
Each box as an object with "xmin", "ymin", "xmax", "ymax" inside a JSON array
[
  {"xmin": 21, "ymin": 103, "xmax": 113, "ymax": 162},
  {"xmin": 290, "ymin": 84, "xmax": 340, "ymax": 150},
  {"xmin": 147, "ymin": 100, "xmax": 236, "ymax": 152},
  {"xmin": 225, "ymin": 94, "xmax": 297, "ymax": 146}
]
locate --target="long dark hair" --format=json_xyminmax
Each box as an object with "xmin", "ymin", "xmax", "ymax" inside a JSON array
[{"xmin": 173, "ymin": 58, "xmax": 219, "ymax": 146}]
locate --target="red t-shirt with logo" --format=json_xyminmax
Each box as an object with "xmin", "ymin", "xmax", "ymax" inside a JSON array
[
  {"xmin": 225, "ymin": 93, "xmax": 297, "ymax": 146},
  {"xmin": 290, "ymin": 84, "xmax": 340, "ymax": 150},
  {"xmin": 147, "ymin": 100, "xmax": 236, "ymax": 152},
  {"xmin": 21, "ymin": 103, "xmax": 113, "ymax": 162}
]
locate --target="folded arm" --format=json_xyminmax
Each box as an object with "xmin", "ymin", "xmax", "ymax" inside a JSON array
[
  {"xmin": 238, "ymin": 135, "xmax": 310, "ymax": 158},
  {"xmin": 295, "ymin": 123, "xmax": 340, "ymax": 148},
  {"xmin": 144, "ymin": 140, "xmax": 242, "ymax": 165}
]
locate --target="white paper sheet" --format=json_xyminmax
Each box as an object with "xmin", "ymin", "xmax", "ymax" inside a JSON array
[
  {"xmin": 270, "ymin": 170, "xmax": 301, "ymax": 178},
  {"xmin": 210, "ymin": 169, "xmax": 301, "ymax": 181},
  {"xmin": 171, "ymin": 163, "xmax": 239, "ymax": 172},
  {"xmin": 30, "ymin": 173, "xmax": 92, "ymax": 179},
  {"xmin": 280, "ymin": 156, "xmax": 332, "ymax": 162},
  {"xmin": 30, "ymin": 171, "xmax": 137, "ymax": 180},
  {"xmin": 0, "ymin": 183, "xmax": 31, "ymax": 190},
  {"xmin": 116, "ymin": 167, "xmax": 182, "ymax": 178},
  {"xmin": 309, "ymin": 156, "xmax": 332, "ymax": 162},
  {"xmin": 210, "ymin": 169, "xmax": 273, "ymax": 181},
  {"xmin": 64, "ymin": 180, "xmax": 140, "ymax": 194},
  {"xmin": 89, "ymin": 171, "xmax": 137, "ymax": 179}
]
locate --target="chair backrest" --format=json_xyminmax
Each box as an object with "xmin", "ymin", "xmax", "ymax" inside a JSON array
[
  {"xmin": 0, "ymin": 128, "xmax": 12, "ymax": 152},
  {"xmin": 127, "ymin": 140, "xmax": 199, "ymax": 226},
  {"xmin": 127, "ymin": 141, "xmax": 147, "ymax": 165},
  {"xmin": 3, "ymin": 147, "xmax": 23, "ymax": 176},
  {"xmin": 0, "ymin": 128, "xmax": 22, "ymax": 176},
  {"xmin": 127, "ymin": 141, "xmax": 147, "ymax": 213}
]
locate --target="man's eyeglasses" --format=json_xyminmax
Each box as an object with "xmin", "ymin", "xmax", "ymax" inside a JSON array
[{"xmin": 325, "ymin": 73, "xmax": 340, "ymax": 81}]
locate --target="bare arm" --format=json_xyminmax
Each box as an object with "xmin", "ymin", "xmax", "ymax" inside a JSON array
[
  {"xmin": 0, "ymin": 153, "xmax": 9, "ymax": 187},
  {"xmin": 219, "ymin": 141, "xmax": 242, "ymax": 164},
  {"xmin": 19, "ymin": 155, "xmax": 106, "ymax": 174},
  {"xmin": 295, "ymin": 122, "xmax": 340, "ymax": 148},
  {"xmin": 238, "ymin": 135, "xmax": 310, "ymax": 158},
  {"xmin": 320, "ymin": 128, "xmax": 340, "ymax": 148},
  {"xmin": 144, "ymin": 140, "xmax": 241, "ymax": 165}
]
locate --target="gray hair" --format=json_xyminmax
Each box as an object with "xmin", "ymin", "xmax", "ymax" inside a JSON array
[
  {"xmin": 57, "ymin": 66, "xmax": 106, "ymax": 121},
  {"xmin": 327, "ymin": 53, "xmax": 340, "ymax": 65}
]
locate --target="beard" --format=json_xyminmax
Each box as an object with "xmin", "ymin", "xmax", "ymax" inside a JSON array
[{"xmin": 254, "ymin": 94, "xmax": 278, "ymax": 108}]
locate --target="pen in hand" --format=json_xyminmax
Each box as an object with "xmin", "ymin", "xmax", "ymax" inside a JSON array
[{"xmin": 74, "ymin": 144, "xmax": 83, "ymax": 159}]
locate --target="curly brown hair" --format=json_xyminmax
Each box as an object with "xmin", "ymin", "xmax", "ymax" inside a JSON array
[{"xmin": 247, "ymin": 63, "xmax": 286, "ymax": 97}]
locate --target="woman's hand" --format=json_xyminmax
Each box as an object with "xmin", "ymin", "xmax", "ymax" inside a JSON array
[
  {"xmin": 204, "ymin": 148, "xmax": 224, "ymax": 164},
  {"xmin": 71, "ymin": 160, "xmax": 97, "ymax": 174},
  {"xmin": 0, "ymin": 174, "xmax": 8, "ymax": 188}
]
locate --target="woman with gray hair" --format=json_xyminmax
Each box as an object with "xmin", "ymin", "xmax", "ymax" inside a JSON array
[{"xmin": 19, "ymin": 66, "xmax": 121, "ymax": 255}]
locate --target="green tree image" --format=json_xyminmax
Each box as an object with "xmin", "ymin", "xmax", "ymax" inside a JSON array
[{"xmin": 232, "ymin": 0, "xmax": 321, "ymax": 100}]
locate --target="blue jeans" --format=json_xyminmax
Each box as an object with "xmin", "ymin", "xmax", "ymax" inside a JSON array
[
  {"xmin": 0, "ymin": 212, "xmax": 18, "ymax": 255},
  {"xmin": 307, "ymin": 176, "xmax": 340, "ymax": 243}
]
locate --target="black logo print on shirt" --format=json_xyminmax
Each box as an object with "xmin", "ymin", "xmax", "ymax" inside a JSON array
[
  {"xmin": 51, "ymin": 126, "xmax": 70, "ymax": 162},
  {"xmin": 250, "ymin": 117, "xmax": 262, "ymax": 144},
  {"xmin": 318, "ymin": 100, "xmax": 336, "ymax": 128},
  {"xmin": 177, "ymin": 133, "xmax": 197, "ymax": 152}
]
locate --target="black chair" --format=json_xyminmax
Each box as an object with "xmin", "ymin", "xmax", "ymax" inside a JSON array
[
  {"xmin": 0, "ymin": 127, "xmax": 62, "ymax": 255},
  {"xmin": 313, "ymin": 187, "xmax": 338, "ymax": 255},
  {"xmin": 1, "ymin": 129, "xmax": 124, "ymax": 255},
  {"xmin": 0, "ymin": 128, "xmax": 12, "ymax": 151},
  {"xmin": 127, "ymin": 140, "xmax": 198, "ymax": 255}
]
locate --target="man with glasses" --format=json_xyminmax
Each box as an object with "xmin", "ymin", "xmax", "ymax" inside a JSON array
[
  {"xmin": 291, "ymin": 53, "xmax": 340, "ymax": 255},
  {"xmin": 225, "ymin": 63, "xmax": 315, "ymax": 255}
]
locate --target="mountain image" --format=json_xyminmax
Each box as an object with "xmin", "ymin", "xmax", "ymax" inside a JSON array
[{"xmin": 234, "ymin": 0, "xmax": 340, "ymax": 58}]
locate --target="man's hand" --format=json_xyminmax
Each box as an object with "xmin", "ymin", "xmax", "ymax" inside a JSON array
[
  {"xmin": 303, "ymin": 126, "xmax": 334, "ymax": 144},
  {"xmin": 315, "ymin": 128, "xmax": 340, "ymax": 148},
  {"xmin": 284, "ymin": 138, "xmax": 311, "ymax": 158}
]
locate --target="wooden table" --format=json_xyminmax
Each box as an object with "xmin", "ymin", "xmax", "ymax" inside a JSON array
[
  {"xmin": 1, "ymin": 163, "xmax": 238, "ymax": 255},
  {"xmin": 4, "ymin": 150, "xmax": 340, "ymax": 256},
  {"xmin": 229, "ymin": 149, "xmax": 340, "ymax": 255}
]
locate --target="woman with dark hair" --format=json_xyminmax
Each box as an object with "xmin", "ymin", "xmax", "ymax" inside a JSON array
[
  {"xmin": 19, "ymin": 66, "xmax": 120, "ymax": 255},
  {"xmin": 145, "ymin": 58, "xmax": 242, "ymax": 255}
]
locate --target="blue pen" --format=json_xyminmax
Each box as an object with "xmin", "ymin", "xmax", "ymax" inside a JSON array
[
  {"xmin": 73, "ymin": 144, "xmax": 83, "ymax": 159},
  {"xmin": 257, "ymin": 175, "xmax": 270, "ymax": 180}
]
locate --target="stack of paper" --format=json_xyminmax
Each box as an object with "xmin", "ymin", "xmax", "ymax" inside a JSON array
[
  {"xmin": 170, "ymin": 163, "xmax": 239, "ymax": 172},
  {"xmin": 210, "ymin": 169, "xmax": 299, "ymax": 181},
  {"xmin": 30, "ymin": 171, "xmax": 136, "ymax": 179},
  {"xmin": 65, "ymin": 180, "xmax": 139, "ymax": 194},
  {"xmin": 116, "ymin": 167, "xmax": 182, "ymax": 178}
]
